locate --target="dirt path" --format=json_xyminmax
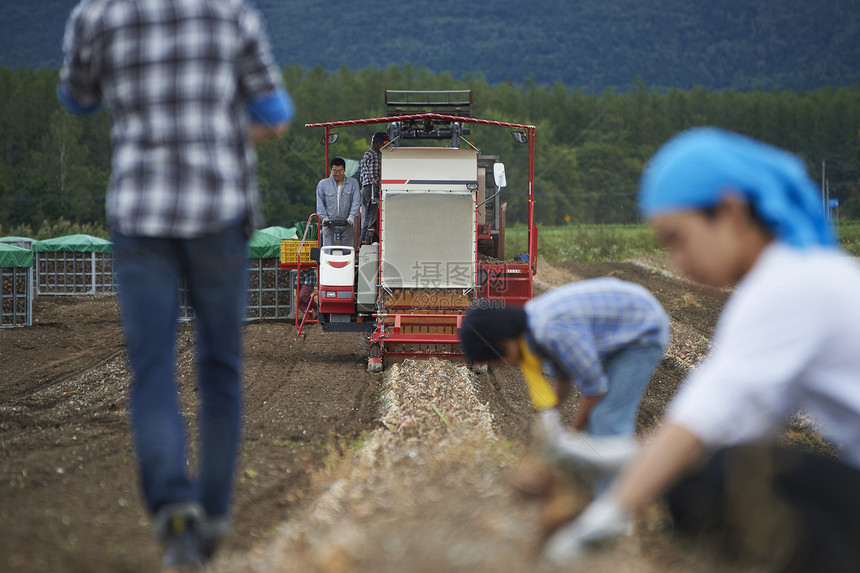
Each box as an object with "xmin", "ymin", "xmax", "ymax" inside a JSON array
[
  {"xmin": 1, "ymin": 298, "xmax": 381, "ymax": 572},
  {"xmin": 1, "ymin": 260, "xmax": 733, "ymax": 572}
]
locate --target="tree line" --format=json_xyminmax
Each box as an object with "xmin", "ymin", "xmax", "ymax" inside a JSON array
[{"xmin": 1, "ymin": 64, "xmax": 858, "ymax": 236}]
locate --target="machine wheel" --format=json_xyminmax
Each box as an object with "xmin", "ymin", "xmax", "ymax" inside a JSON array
[
  {"xmin": 477, "ymin": 238, "xmax": 496, "ymax": 259},
  {"xmin": 368, "ymin": 342, "xmax": 383, "ymax": 372}
]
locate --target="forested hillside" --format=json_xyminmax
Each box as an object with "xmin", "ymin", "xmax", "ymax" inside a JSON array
[
  {"xmin": 1, "ymin": 66, "xmax": 858, "ymax": 234},
  {"xmin": 2, "ymin": 0, "xmax": 859, "ymax": 92}
]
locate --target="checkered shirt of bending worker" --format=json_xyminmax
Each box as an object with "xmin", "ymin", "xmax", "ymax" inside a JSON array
[
  {"xmin": 524, "ymin": 278, "xmax": 669, "ymax": 396},
  {"xmin": 60, "ymin": 0, "xmax": 285, "ymax": 239}
]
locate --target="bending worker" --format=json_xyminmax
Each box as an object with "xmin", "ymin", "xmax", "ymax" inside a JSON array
[{"xmin": 458, "ymin": 278, "xmax": 670, "ymax": 495}]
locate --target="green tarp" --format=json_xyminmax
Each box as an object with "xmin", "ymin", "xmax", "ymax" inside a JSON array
[
  {"xmin": 33, "ymin": 234, "xmax": 113, "ymax": 254},
  {"xmin": 344, "ymin": 158, "xmax": 360, "ymax": 179},
  {"xmin": 0, "ymin": 242, "xmax": 33, "ymax": 267},
  {"xmin": 29, "ymin": 230, "xmax": 302, "ymax": 259},
  {"xmin": 259, "ymin": 226, "xmax": 298, "ymax": 240},
  {"xmin": 0, "ymin": 236, "xmax": 35, "ymax": 248},
  {"xmin": 247, "ymin": 231, "xmax": 281, "ymax": 259},
  {"xmin": 247, "ymin": 226, "xmax": 299, "ymax": 259},
  {"xmin": 295, "ymin": 221, "xmax": 319, "ymax": 241}
]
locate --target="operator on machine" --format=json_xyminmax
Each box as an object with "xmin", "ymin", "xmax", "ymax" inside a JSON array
[{"xmin": 316, "ymin": 157, "xmax": 360, "ymax": 247}]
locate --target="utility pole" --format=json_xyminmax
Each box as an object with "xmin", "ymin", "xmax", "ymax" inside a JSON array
[{"xmin": 821, "ymin": 160, "xmax": 826, "ymax": 213}]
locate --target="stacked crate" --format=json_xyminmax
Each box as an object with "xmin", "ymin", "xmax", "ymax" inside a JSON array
[
  {"xmin": 178, "ymin": 227, "xmax": 299, "ymax": 322},
  {"xmin": 0, "ymin": 239, "xmax": 34, "ymax": 328},
  {"xmin": 33, "ymin": 234, "xmax": 115, "ymax": 295}
]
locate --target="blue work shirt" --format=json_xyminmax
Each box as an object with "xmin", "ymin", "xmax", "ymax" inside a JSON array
[{"xmin": 525, "ymin": 278, "xmax": 670, "ymax": 396}]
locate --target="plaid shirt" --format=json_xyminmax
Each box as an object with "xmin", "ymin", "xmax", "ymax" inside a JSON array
[
  {"xmin": 525, "ymin": 278, "xmax": 670, "ymax": 396},
  {"xmin": 360, "ymin": 146, "xmax": 381, "ymax": 187},
  {"xmin": 60, "ymin": 0, "xmax": 285, "ymax": 238}
]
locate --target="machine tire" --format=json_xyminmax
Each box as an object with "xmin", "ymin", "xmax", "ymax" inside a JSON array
[{"xmin": 368, "ymin": 342, "xmax": 383, "ymax": 372}]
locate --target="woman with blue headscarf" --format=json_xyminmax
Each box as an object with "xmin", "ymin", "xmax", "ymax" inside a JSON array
[{"xmin": 544, "ymin": 129, "xmax": 860, "ymax": 572}]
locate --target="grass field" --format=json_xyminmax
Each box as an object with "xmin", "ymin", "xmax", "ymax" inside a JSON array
[
  {"xmin": 505, "ymin": 223, "xmax": 663, "ymax": 263},
  {"xmin": 507, "ymin": 220, "xmax": 860, "ymax": 263},
  {"xmin": 836, "ymin": 220, "xmax": 860, "ymax": 256}
]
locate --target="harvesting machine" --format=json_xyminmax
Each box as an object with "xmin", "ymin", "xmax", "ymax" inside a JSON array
[{"xmin": 282, "ymin": 90, "xmax": 538, "ymax": 371}]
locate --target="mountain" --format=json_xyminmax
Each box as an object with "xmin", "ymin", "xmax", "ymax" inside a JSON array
[{"xmin": 2, "ymin": 0, "xmax": 858, "ymax": 91}]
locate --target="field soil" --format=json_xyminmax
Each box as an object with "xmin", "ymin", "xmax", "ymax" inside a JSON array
[{"xmin": 1, "ymin": 259, "xmax": 752, "ymax": 573}]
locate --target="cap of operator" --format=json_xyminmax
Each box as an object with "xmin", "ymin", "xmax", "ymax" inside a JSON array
[{"xmin": 316, "ymin": 157, "xmax": 360, "ymax": 247}]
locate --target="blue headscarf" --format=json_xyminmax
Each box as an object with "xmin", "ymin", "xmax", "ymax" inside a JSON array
[{"xmin": 639, "ymin": 128, "xmax": 836, "ymax": 249}]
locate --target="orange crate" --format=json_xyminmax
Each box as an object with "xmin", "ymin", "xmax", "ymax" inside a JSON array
[{"xmin": 280, "ymin": 239, "xmax": 315, "ymax": 265}]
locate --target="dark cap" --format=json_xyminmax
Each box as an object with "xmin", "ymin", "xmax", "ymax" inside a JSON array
[
  {"xmin": 458, "ymin": 306, "xmax": 528, "ymax": 362},
  {"xmin": 372, "ymin": 131, "xmax": 389, "ymax": 143}
]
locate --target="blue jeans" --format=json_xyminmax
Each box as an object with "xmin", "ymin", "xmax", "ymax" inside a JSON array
[
  {"xmin": 113, "ymin": 224, "xmax": 248, "ymax": 520},
  {"xmin": 586, "ymin": 342, "xmax": 665, "ymax": 437},
  {"xmin": 359, "ymin": 184, "xmax": 377, "ymax": 244}
]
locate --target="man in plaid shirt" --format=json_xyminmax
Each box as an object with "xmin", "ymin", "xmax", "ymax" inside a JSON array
[
  {"xmin": 59, "ymin": 0, "xmax": 293, "ymax": 568},
  {"xmin": 359, "ymin": 131, "xmax": 388, "ymax": 245}
]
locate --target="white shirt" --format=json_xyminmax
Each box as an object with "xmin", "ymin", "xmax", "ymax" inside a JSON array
[{"xmin": 668, "ymin": 243, "xmax": 860, "ymax": 469}]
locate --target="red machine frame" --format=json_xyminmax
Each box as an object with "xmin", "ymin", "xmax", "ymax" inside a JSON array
[
  {"xmin": 306, "ymin": 113, "xmax": 538, "ymax": 363},
  {"xmin": 287, "ymin": 213, "xmax": 322, "ymax": 337}
]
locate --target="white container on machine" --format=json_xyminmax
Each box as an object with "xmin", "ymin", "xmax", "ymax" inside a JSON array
[
  {"xmin": 357, "ymin": 244, "xmax": 378, "ymax": 312},
  {"xmin": 319, "ymin": 246, "xmax": 354, "ymax": 286}
]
